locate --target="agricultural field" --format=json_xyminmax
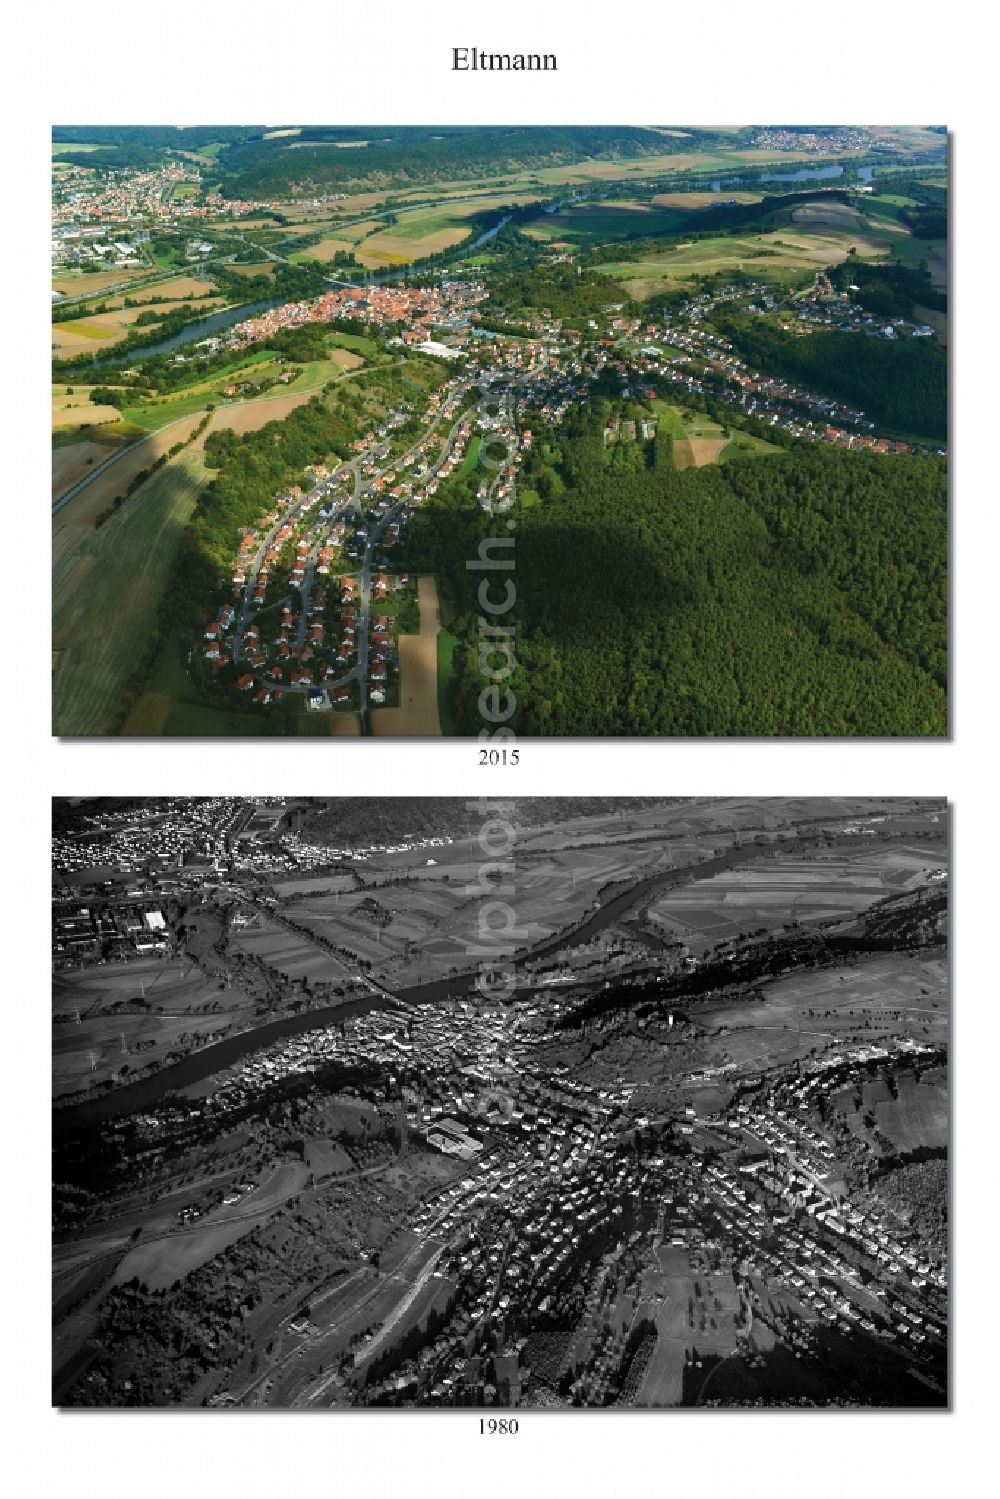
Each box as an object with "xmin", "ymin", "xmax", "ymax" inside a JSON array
[
  {"xmin": 52, "ymin": 953, "xmax": 254, "ymax": 1097},
  {"xmin": 52, "ymin": 274, "xmax": 223, "ymax": 352},
  {"xmin": 53, "ymin": 266, "xmax": 154, "ymax": 297},
  {"xmin": 635, "ymin": 1246, "xmax": 743, "ymax": 1407},
  {"xmin": 356, "ymin": 210, "xmax": 486, "ymax": 267},
  {"xmin": 703, "ymin": 954, "xmax": 949, "ymax": 1054},
  {"xmin": 288, "ymin": 220, "xmax": 384, "ymax": 262},
  {"xmin": 52, "ymin": 432, "xmax": 130, "ymax": 501},
  {"xmin": 53, "ymin": 450, "xmax": 210, "ymax": 736},
  {"xmin": 52, "ymin": 409, "xmax": 207, "ymax": 536},
  {"xmin": 646, "ymin": 846, "xmax": 945, "ymax": 952},
  {"xmin": 111, "ymin": 1162, "xmax": 309, "ymax": 1290},
  {"xmin": 594, "ymin": 201, "xmax": 918, "ymax": 298},
  {"xmin": 223, "ymin": 260, "xmax": 279, "ymax": 277},
  {"xmin": 52, "ymin": 299, "xmax": 222, "ymax": 353},
  {"xmin": 372, "ymin": 575, "xmax": 443, "ymax": 737},
  {"xmin": 282, "ymin": 822, "xmax": 703, "ymax": 983},
  {"xmin": 230, "ymin": 917, "xmax": 353, "ymax": 985},
  {"xmin": 52, "ymin": 385, "xmax": 137, "ymax": 433},
  {"xmin": 524, "ymin": 200, "xmax": 703, "ymax": 246}
]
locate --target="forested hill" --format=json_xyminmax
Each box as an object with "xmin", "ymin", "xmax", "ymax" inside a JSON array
[
  {"xmin": 708, "ymin": 309, "xmax": 947, "ymax": 442},
  {"xmin": 297, "ymin": 798, "xmax": 671, "ymax": 849},
  {"xmin": 398, "ymin": 414, "xmax": 947, "ymax": 737},
  {"xmin": 215, "ymin": 127, "xmax": 716, "ymax": 198}
]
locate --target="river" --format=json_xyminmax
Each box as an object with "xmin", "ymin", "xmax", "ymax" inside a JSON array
[
  {"xmin": 90, "ymin": 296, "xmax": 284, "ymax": 367},
  {"xmin": 52, "ymin": 842, "xmax": 765, "ymax": 1133},
  {"xmin": 90, "ymin": 213, "xmax": 511, "ymax": 368},
  {"xmin": 707, "ymin": 164, "xmax": 877, "ymax": 190},
  {"xmin": 53, "ymin": 967, "xmax": 470, "ymax": 1134}
]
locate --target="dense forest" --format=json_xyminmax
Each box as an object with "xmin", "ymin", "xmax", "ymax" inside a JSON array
[
  {"xmin": 214, "ymin": 126, "xmax": 720, "ymax": 197},
  {"xmin": 707, "ymin": 308, "xmax": 947, "ymax": 440},
  {"xmin": 826, "ymin": 258, "xmax": 946, "ymax": 318},
  {"xmin": 397, "ymin": 404, "xmax": 947, "ymax": 737}
]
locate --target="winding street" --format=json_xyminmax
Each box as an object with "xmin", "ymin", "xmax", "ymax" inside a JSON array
[{"xmin": 234, "ymin": 383, "xmax": 481, "ymax": 709}]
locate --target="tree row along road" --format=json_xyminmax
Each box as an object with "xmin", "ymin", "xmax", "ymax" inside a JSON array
[{"xmin": 52, "ymin": 364, "xmax": 395, "ymax": 512}]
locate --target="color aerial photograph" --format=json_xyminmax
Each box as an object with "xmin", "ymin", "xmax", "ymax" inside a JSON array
[
  {"xmin": 50, "ymin": 126, "xmax": 948, "ymax": 738},
  {"xmin": 52, "ymin": 796, "xmax": 949, "ymax": 1408}
]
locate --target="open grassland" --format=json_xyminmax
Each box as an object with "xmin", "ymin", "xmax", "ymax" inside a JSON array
[
  {"xmin": 53, "ymin": 451, "xmax": 209, "ymax": 736},
  {"xmin": 52, "ymin": 954, "xmax": 254, "ymax": 1097},
  {"xmin": 372, "ymin": 575, "xmax": 443, "ymax": 736},
  {"xmin": 53, "ymin": 267, "xmax": 153, "ymax": 296},
  {"xmin": 111, "ymin": 1162, "xmax": 308, "ymax": 1291}
]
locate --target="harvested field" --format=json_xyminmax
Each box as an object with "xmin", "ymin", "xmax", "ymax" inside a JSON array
[
  {"xmin": 329, "ymin": 711, "xmax": 361, "ymax": 735},
  {"xmin": 52, "ymin": 413, "xmax": 206, "ymax": 558},
  {"xmin": 651, "ymin": 191, "xmax": 762, "ymax": 209},
  {"xmin": 198, "ymin": 389, "xmax": 319, "ymax": 439},
  {"xmin": 224, "ymin": 261, "xmax": 278, "ymax": 277},
  {"xmin": 686, "ymin": 437, "xmax": 728, "ymax": 466},
  {"xmin": 328, "ymin": 347, "xmax": 363, "ymax": 371},
  {"xmin": 372, "ymin": 575, "xmax": 442, "ymax": 737},
  {"xmin": 52, "ymin": 386, "xmax": 131, "ymax": 430},
  {"xmin": 295, "ymin": 236, "xmax": 358, "ymax": 260},
  {"xmin": 52, "ymin": 438, "xmax": 119, "ymax": 501},
  {"xmin": 115, "ymin": 275, "xmax": 217, "ymax": 303},
  {"xmin": 914, "ymin": 304, "xmax": 947, "ymax": 342},
  {"xmin": 121, "ymin": 693, "xmax": 171, "ymax": 736}
]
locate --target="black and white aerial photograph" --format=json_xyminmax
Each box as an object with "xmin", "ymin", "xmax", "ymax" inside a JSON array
[{"xmin": 51, "ymin": 796, "xmax": 949, "ymax": 1410}]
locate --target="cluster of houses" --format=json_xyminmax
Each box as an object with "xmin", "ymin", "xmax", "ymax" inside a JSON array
[
  {"xmin": 51, "ymin": 162, "xmax": 201, "ymax": 234},
  {"xmin": 226, "ymin": 279, "xmax": 484, "ymax": 355},
  {"xmin": 51, "ymin": 797, "xmax": 252, "ymax": 879},
  {"xmin": 198, "ymin": 375, "xmax": 484, "ymax": 712}
]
